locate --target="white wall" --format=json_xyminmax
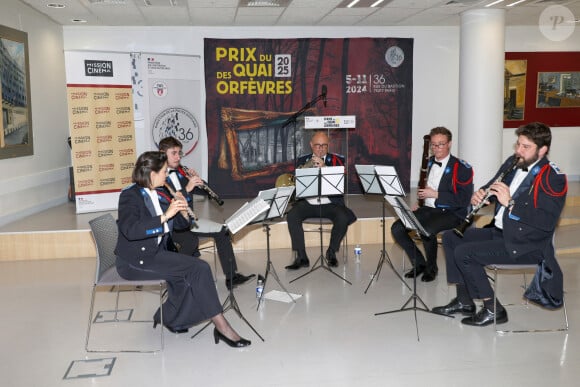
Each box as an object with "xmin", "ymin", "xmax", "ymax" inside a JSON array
[{"xmin": 0, "ymin": 0, "xmax": 70, "ymax": 227}]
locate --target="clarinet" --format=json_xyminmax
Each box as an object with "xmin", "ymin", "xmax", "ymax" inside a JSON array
[
  {"xmin": 181, "ymin": 165, "xmax": 225, "ymax": 206},
  {"xmin": 164, "ymin": 183, "xmax": 198, "ymax": 221},
  {"xmin": 453, "ymin": 156, "xmax": 520, "ymax": 237}
]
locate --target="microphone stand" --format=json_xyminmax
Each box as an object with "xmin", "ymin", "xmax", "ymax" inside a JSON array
[{"xmin": 281, "ymin": 91, "xmax": 326, "ymax": 167}]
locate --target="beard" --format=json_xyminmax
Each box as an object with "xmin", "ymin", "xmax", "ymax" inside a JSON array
[{"xmin": 517, "ymin": 150, "xmax": 540, "ymax": 169}]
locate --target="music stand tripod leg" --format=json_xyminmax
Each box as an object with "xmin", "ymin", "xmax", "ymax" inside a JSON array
[
  {"xmin": 374, "ymin": 204, "xmax": 452, "ymax": 341},
  {"xmin": 365, "ymin": 201, "xmax": 411, "ymax": 293},
  {"xmin": 257, "ymin": 224, "xmax": 295, "ymax": 310}
]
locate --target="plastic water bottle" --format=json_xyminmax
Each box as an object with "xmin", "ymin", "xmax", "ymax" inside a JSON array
[
  {"xmin": 256, "ymin": 278, "xmax": 264, "ymax": 299},
  {"xmin": 354, "ymin": 244, "xmax": 362, "ymax": 263}
]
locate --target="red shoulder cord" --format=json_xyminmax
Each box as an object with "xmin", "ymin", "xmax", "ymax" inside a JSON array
[
  {"xmin": 533, "ymin": 164, "xmax": 568, "ymax": 208},
  {"xmin": 452, "ymin": 162, "xmax": 474, "ymax": 194}
]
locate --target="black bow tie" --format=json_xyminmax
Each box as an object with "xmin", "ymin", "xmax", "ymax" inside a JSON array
[
  {"xmin": 519, "ymin": 166, "xmax": 528, "ymax": 172},
  {"xmin": 432, "ymin": 160, "xmax": 442, "ymax": 167},
  {"xmin": 168, "ymin": 169, "xmax": 179, "ymax": 174}
]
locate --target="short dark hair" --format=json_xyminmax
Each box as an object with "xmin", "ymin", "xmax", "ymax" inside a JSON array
[
  {"xmin": 515, "ymin": 122, "xmax": 551, "ymax": 150},
  {"xmin": 429, "ymin": 126, "xmax": 452, "ymax": 142},
  {"xmin": 132, "ymin": 151, "xmax": 167, "ymax": 188},
  {"xmin": 158, "ymin": 136, "xmax": 182, "ymax": 152}
]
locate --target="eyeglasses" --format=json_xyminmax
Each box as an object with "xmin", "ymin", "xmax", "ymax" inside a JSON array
[
  {"xmin": 431, "ymin": 142, "xmax": 448, "ymax": 149},
  {"xmin": 312, "ymin": 143, "xmax": 328, "ymax": 149}
]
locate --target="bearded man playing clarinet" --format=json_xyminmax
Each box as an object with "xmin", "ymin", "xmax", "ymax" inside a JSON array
[
  {"xmin": 158, "ymin": 136, "xmax": 255, "ymax": 290},
  {"xmin": 391, "ymin": 126, "xmax": 474, "ymax": 282},
  {"xmin": 433, "ymin": 122, "xmax": 568, "ymax": 327}
]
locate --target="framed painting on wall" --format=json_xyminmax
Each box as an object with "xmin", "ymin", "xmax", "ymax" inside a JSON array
[
  {"xmin": 0, "ymin": 24, "xmax": 33, "ymax": 159},
  {"xmin": 504, "ymin": 60, "xmax": 527, "ymax": 121},
  {"xmin": 537, "ymin": 71, "xmax": 580, "ymax": 108}
]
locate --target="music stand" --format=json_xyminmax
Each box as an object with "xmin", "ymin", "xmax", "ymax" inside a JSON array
[
  {"xmin": 355, "ymin": 165, "xmax": 411, "ymax": 293},
  {"xmin": 375, "ymin": 195, "xmax": 450, "ymax": 341},
  {"xmin": 253, "ymin": 186, "xmax": 296, "ymax": 309},
  {"xmin": 191, "ymin": 196, "xmax": 270, "ymax": 342},
  {"xmin": 289, "ymin": 166, "xmax": 352, "ymax": 285}
]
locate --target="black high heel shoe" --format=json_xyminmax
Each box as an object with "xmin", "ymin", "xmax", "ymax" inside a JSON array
[
  {"xmin": 213, "ymin": 328, "xmax": 251, "ymax": 348},
  {"xmin": 153, "ymin": 320, "xmax": 189, "ymax": 334}
]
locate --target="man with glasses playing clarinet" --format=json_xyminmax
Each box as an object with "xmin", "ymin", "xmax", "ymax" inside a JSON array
[
  {"xmin": 285, "ymin": 130, "xmax": 357, "ymax": 270},
  {"xmin": 157, "ymin": 136, "xmax": 255, "ymax": 290},
  {"xmin": 391, "ymin": 126, "xmax": 474, "ymax": 282}
]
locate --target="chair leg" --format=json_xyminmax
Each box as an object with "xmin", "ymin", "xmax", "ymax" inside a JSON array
[{"xmin": 85, "ymin": 286, "xmax": 97, "ymax": 352}]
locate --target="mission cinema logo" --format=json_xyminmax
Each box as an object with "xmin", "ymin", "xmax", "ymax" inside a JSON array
[{"xmin": 84, "ymin": 60, "xmax": 114, "ymax": 77}]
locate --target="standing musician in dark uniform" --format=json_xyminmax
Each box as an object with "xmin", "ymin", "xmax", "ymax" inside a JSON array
[
  {"xmin": 391, "ymin": 126, "xmax": 474, "ymax": 282},
  {"xmin": 433, "ymin": 122, "xmax": 567, "ymax": 326},
  {"xmin": 115, "ymin": 151, "xmax": 250, "ymax": 347},
  {"xmin": 158, "ymin": 137, "xmax": 255, "ymax": 290},
  {"xmin": 285, "ymin": 130, "xmax": 357, "ymax": 270}
]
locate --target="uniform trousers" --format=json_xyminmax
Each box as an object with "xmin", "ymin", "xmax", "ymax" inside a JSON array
[
  {"xmin": 442, "ymin": 227, "xmax": 541, "ymax": 300},
  {"xmin": 391, "ymin": 206, "xmax": 461, "ymax": 269},
  {"xmin": 116, "ymin": 251, "xmax": 222, "ymax": 330},
  {"xmin": 172, "ymin": 222, "xmax": 238, "ymax": 278},
  {"xmin": 287, "ymin": 200, "xmax": 351, "ymax": 253}
]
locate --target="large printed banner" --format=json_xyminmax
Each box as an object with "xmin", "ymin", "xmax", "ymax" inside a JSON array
[
  {"xmin": 204, "ymin": 38, "xmax": 413, "ymax": 198},
  {"xmin": 139, "ymin": 54, "xmax": 206, "ymax": 178},
  {"xmin": 65, "ymin": 51, "xmax": 136, "ymax": 213}
]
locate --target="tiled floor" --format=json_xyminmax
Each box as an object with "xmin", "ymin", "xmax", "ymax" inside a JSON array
[{"xmin": 2, "ymin": 241, "xmax": 579, "ymax": 386}]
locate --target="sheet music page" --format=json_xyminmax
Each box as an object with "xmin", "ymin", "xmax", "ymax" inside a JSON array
[
  {"xmin": 254, "ymin": 188, "xmax": 277, "ymax": 222},
  {"xmin": 295, "ymin": 167, "xmax": 319, "ymax": 198},
  {"xmin": 375, "ymin": 165, "xmax": 405, "ymax": 196},
  {"xmin": 321, "ymin": 166, "xmax": 344, "ymax": 196},
  {"xmin": 269, "ymin": 186, "xmax": 294, "ymax": 219},
  {"xmin": 225, "ymin": 197, "xmax": 269, "ymax": 234},
  {"xmin": 384, "ymin": 195, "xmax": 430, "ymax": 237},
  {"xmin": 355, "ymin": 164, "xmax": 382, "ymax": 194}
]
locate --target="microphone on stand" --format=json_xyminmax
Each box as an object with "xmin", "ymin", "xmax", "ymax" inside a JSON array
[{"xmin": 322, "ymin": 85, "xmax": 327, "ymax": 107}]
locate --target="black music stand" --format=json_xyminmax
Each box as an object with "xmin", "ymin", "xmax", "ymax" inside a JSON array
[
  {"xmin": 252, "ymin": 186, "xmax": 296, "ymax": 309},
  {"xmin": 375, "ymin": 195, "xmax": 450, "ymax": 341},
  {"xmin": 355, "ymin": 165, "xmax": 411, "ymax": 293},
  {"xmin": 191, "ymin": 196, "xmax": 270, "ymax": 342},
  {"xmin": 289, "ymin": 166, "xmax": 352, "ymax": 285}
]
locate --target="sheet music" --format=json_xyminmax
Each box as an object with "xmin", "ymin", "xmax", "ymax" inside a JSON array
[
  {"xmin": 375, "ymin": 166, "xmax": 405, "ymax": 196},
  {"xmin": 253, "ymin": 188, "xmax": 278, "ymax": 223},
  {"xmin": 225, "ymin": 196, "xmax": 269, "ymax": 234},
  {"xmin": 268, "ymin": 186, "xmax": 294, "ymax": 219},
  {"xmin": 321, "ymin": 166, "xmax": 344, "ymax": 196},
  {"xmin": 355, "ymin": 164, "xmax": 382, "ymax": 194},
  {"xmin": 295, "ymin": 167, "xmax": 319, "ymax": 198},
  {"xmin": 384, "ymin": 195, "xmax": 430, "ymax": 237}
]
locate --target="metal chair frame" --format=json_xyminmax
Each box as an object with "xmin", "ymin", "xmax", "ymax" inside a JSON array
[
  {"xmin": 86, "ymin": 213, "xmax": 166, "ymax": 353},
  {"xmin": 486, "ymin": 263, "xmax": 569, "ymax": 334}
]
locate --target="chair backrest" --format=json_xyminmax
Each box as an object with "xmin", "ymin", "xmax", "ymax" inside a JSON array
[{"xmin": 89, "ymin": 213, "xmax": 119, "ymax": 284}]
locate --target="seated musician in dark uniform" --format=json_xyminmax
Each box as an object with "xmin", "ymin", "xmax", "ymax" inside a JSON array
[
  {"xmin": 115, "ymin": 151, "xmax": 250, "ymax": 347},
  {"xmin": 285, "ymin": 130, "xmax": 357, "ymax": 270},
  {"xmin": 433, "ymin": 122, "xmax": 567, "ymax": 327},
  {"xmin": 391, "ymin": 126, "xmax": 474, "ymax": 282},
  {"xmin": 158, "ymin": 137, "xmax": 254, "ymax": 290}
]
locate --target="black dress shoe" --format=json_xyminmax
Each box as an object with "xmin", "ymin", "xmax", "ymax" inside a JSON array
[
  {"xmin": 213, "ymin": 328, "xmax": 251, "ymax": 348},
  {"xmin": 326, "ymin": 249, "xmax": 338, "ymax": 267},
  {"xmin": 432, "ymin": 297, "xmax": 476, "ymax": 316},
  {"xmin": 461, "ymin": 307, "xmax": 508, "ymax": 327},
  {"xmin": 225, "ymin": 272, "xmax": 255, "ymax": 290},
  {"xmin": 285, "ymin": 257, "xmax": 310, "ymax": 270},
  {"xmin": 404, "ymin": 265, "xmax": 425, "ymax": 278},
  {"xmin": 421, "ymin": 267, "xmax": 438, "ymax": 282},
  {"xmin": 153, "ymin": 320, "xmax": 189, "ymax": 334}
]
